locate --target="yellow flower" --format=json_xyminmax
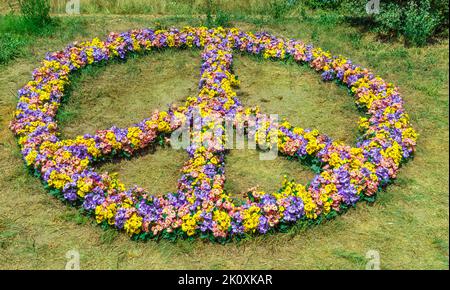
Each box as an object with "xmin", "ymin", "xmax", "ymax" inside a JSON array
[
  {"xmin": 292, "ymin": 127, "xmax": 304, "ymax": 135},
  {"xmin": 402, "ymin": 128, "xmax": 418, "ymax": 141},
  {"xmin": 157, "ymin": 121, "xmax": 171, "ymax": 132},
  {"xmin": 167, "ymin": 35, "xmax": 175, "ymax": 47},
  {"xmin": 181, "ymin": 214, "xmax": 197, "ymax": 235},
  {"xmin": 48, "ymin": 171, "xmax": 72, "ymax": 190},
  {"xmin": 124, "ymin": 213, "xmax": 143, "ymax": 236},
  {"xmin": 127, "ymin": 127, "xmax": 143, "ymax": 147},
  {"xmin": 243, "ymin": 206, "xmax": 261, "ymax": 233},
  {"xmin": 329, "ymin": 152, "xmax": 345, "ymax": 168},
  {"xmin": 80, "ymin": 158, "xmax": 89, "ymax": 169},
  {"xmin": 358, "ymin": 117, "xmax": 370, "ymax": 131},
  {"xmin": 62, "ymin": 150, "xmax": 72, "ymax": 160},
  {"xmin": 105, "ymin": 203, "xmax": 117, "ymax": 225},
  {"xmin": 210, "ymin": 156, "xmax": 218, "ymax": 165},
  {"xmin": 381, "ymin": 141, "xmax": 403, "ymax": 165},
  {"xmin": 76, "ymin": 177, "xmax": 92, "ymax": 197},
  {"xmin": 95, "ymin": 205, "xmax": 106, "ymax": 224},
  {"xmin": 213, "ymin": 210, "xmax": 231, "ymax": 231},
  {"xmin": 25, "ymin": 150, "xmax": 38, "ymax": 166}
]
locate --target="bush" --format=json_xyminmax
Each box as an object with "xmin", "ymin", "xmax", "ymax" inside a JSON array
[
  {"xmin": 215, "ymin": 9, "xmax": 231, "ymax": 27},
  {"xmin": 340, "ymin": 0, "xmax": 447, "ymax": 45},
  {"xmin": 374, "ymin": 3, "xmax": 403, "ymax": 38},
  {"xmin": 268, "ymin": 0, "xmax": 292, "ymax": 20},
  {"xmin": 18, "ymin": 0, "xmax": 51, "ymax": 27},
  {"xmin": 374, "ymin": 0, "xmax": 439, "ymax": 46},
  {"xmin": 430, "ymin": 0, "xmax": 449, "ymax": 35},
  {"xmin": 403, "ymin": 1, "xmax": 439, "ymax": 46},
  {"xmin": 204, "ymin": 0, "xmax": 231, "ymax": 27},
  {"xmin": 0, "ymin": 12, "xmax": 57, "ymax": 36}
]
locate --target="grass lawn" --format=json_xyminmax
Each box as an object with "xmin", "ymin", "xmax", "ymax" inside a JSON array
[{"xmin": 0, "ymin": 13, "xmax": 448, "ymax": 269}]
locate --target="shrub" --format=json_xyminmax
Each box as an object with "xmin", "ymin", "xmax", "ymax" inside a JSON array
[
  {"xmin": 204, "ymin": 0, "xmax": 231, "ymax": 28},
  {"xmin": 18, "ymin": 0, "xmax": 51, "ymax": 27},
  {"xmin": 268, "ymin": 0, "xmax": 289, "ymax": 20},
  {"xmin": 215, "ymin": 9, "xmax": 231, "ymax": 27},
  {"xmin": 431, "ymin": 0, "xmax": 449, "ymax": 35},
  {"xmin": 374, "ymin": 0, "xmax": 439, "ymax": 45},
  {"xmin": 341, "ymin": 0, "xmax": 447, "ymax": 45},
  {"xmin": 403, "ymin": 1, "xmax": 439, "ymax": 46},
  {"xmin": 374, "ymin": 3, "xmax": 403, "ymax": 38}
]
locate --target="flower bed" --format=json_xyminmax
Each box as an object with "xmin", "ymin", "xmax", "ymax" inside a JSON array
[{"xmin": 10, "ymin": 27, "xmax": 417, "ymax": 242}]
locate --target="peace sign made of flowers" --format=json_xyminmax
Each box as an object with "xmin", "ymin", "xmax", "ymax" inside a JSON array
[{"xmin": 10, "ymin": 27, "xmax": 417, "ymax": 242}]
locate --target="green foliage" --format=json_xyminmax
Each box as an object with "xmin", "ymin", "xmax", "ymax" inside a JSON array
[
  {"xmin": 430, "ymin": 0, "xmax": 449, "ymax": 35},
  {"xmin": 204, "ymin": 0, "xmax": 231, "ymax": 27},
  {"xmin": 0, "ymin": 32, "xmax": 27, "ymax": 64},
  {"xmin": 304, "ymin": 0, "xmax": 342, "ymax": 9},
  {"xmin": 18, "ymin": 0, "xmax": 51, "ymax": 27},
  {"xmin": 0, "ymin": 12, "xmax": 56, "ymax": 36},
  {"xmin": 267, "ymin": 0, "xmax": 300, "ymax": 20},
  {"xmin": 317, "ymin": 12, "xmax": 343, "ymax": 26},
  {"xmin": 99, "ymin": 229, "xmax": 119, "ymax": 244},
  {"xmin": 215, "ymin": 9, "xmax": 231, "ymax": 27},
  {"xmin": 342, "ymin": 0, "xmax": 446, "ymax": 46},
  {"xmin": 374, "ymin": 0, "xmax": 439, "ymax": 46},
  {"xmin": 373, "ymin": 3, "xmax": 403, "ymax": 38},
  {"xmin": 60, "ymin": 211, "xmax": 90, "ymax": 225},
  {"xmin": 403, "ymin": 1, "xmax": 439, "ymax": 46},
  {"xmin": 333, "ymin": 250, "xmax": 367, "ymax": 268},
  {"xmin": 268, "ymin": 0, "xmax": 290, "ymax": 20},
  {"xmin": 0, "ymin": 13, "xmax": 86, "ymax": 64},
  {"xmin": 205, "ymin": 0, "xmax": 213, "ymax": 27}
]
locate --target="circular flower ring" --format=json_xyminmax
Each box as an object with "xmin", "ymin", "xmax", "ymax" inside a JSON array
[{"xmin": 10, "ymin": 27, "xmax": 417, "ymax": 242}]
